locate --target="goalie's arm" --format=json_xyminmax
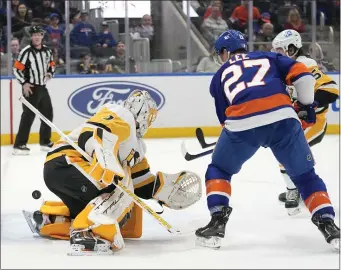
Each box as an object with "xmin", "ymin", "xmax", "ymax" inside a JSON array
[{"xmin": 78, "ymin": 127, "xmax": 128, "ymax": 187}]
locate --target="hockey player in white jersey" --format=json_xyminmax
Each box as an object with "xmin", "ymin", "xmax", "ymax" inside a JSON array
[
  {"xmin": 272, "ymin": 29, "xmax": 339, "ymax": 215},
  {"xmin": 23, "ymin": 90, "xmax": 202, "ymax": 255}
]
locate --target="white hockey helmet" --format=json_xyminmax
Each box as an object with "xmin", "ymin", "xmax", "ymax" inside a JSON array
[
  {"xmin": 124, "ymin": 90, "xmax": 157, "ymax": 138},
  {"xmin": 272, "ymin": 29, "xmax": 302, "ymax": 58}
]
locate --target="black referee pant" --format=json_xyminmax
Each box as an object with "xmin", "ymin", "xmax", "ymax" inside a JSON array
[{"xmin": 14, "ymin": 85, "xmax": 53, "ymax": 147}]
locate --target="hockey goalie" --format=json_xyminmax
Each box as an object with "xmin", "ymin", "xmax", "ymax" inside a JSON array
[{"xmin": 23, "ymin": 90, "xmax": 202, "ymax": 255}]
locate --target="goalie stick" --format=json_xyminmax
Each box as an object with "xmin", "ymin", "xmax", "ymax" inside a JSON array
[
  {"xmin": 181, "ymin": 141, "xmax": 214, "ymax": 161},
  {"xmin": 195, "ymin": 128, "xmax": 217, "ymax": 149},
  {"xmin": 19, "ymin": 96, "xmax": 187, "ymax": 236}
]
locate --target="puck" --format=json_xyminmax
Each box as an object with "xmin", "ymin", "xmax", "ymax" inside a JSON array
[{"xmin": 32, "ymin": 190, "xmax": 41, "ymax": 200}]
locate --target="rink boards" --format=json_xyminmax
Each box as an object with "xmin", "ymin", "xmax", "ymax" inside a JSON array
[{"xmin": 0, "ymin": 73, "xmax": 340, "ymax": 145}]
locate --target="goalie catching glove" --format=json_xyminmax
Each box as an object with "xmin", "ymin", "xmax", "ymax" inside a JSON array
[{"xmin": 152, "ymin": 171, "xmax": 203, "ymax": 210}]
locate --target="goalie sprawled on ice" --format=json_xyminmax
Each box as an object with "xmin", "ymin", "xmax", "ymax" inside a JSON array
[{"xmin": 23, "ymin": 90, "xmax": 202, "ymax": 255}]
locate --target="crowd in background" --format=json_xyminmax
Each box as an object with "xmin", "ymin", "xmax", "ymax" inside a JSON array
[
  {"xmin": 0, "ymin": 0, "xmax": 340, "ymax": 75},
  {"xmin": 194, "ymin": 0, "xmax": 340, "ymax": 72},
  {"xmin": 0, "ymin": 0, "xmax": 154, "ymax": 75}
]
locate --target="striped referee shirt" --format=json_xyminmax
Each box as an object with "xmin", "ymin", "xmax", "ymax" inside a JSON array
[{"xmin": 13, "ymin": 44, "xmax": 55, "ymax": 86}]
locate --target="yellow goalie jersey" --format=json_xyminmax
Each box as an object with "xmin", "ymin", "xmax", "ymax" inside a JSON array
[
  {"xmin": 45, "ymin": 103, "xmax": 155, "ymax": 197},
  {"xmin": 291, "ymin": 56, "xmax": 339, "ymax": 145}
]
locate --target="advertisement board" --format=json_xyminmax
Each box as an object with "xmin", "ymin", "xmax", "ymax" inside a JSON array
[{"xmin": 1, "ymin": 73, "xmax": 339, "ymax": 145}]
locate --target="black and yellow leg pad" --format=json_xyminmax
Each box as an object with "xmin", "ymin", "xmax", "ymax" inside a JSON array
[
  {"xmin": 39, "ymin": 201, "xmax": 71, "ymax": 240},
  {"xmin": 121, "ymin": 203, "xmax": 143, "ymax": 239},
  {"xmin": 72, "ymin": 204, "xmax": 118, "ymax": 242}
]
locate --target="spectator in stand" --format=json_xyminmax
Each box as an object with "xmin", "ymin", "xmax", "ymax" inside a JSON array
[
  {"xmin": 131, "ymin": 14, "xmax": 155, "ymax": 58},
  {"xmin": 196, "ymin": 48, "xmax": 220, "ymax": 73},
  {"xmin": 69, "ymin": 10, "xmax": 81, "ymax": 32},
  {"xmin": 12, "ymin": 3, "xmax": 32, "ymax": 32},
  {"xmin": 33, "ymin": 0, "xmax": 63, "ymax": 23},
  {"xmin": 276, "ymin": 1, "xmax": 300, "ymax": 27},
  {"xmin": 11, "ymin": 0, "xmax": 20, "ymax": 18},
  {"xmin": 131, "ymin": 14, "xmax": 154, "ymax": 41},
  {"xmin": 97, "ymin": 21, "xmax": 117, "ymax": 48},
  {"xmin": 203, "ymin": 0, "xmax": 223, "ymax": 20},
  {"xmin": 255, "ymin": 22, "xmax": 274, "ymax": 51},
  {"xmin": 10, "ymin": 37, "xmax": 20, "ymax": 63},
  {"xmin": 45, "ymin": 13, "xmax": 64, "ymax": 49},
  {"xmin": 230, "ymin": 0, "xmax": 261, "ymax": 33},
  {"xmin": 77, "ymin": 52, "xmax": 98, "ymax": 74},
  {"xmin": 201, "ymin": 5, "xmax": 228, "ymax": 46},
  {"xmin": 13, "ymin": 18, "xmax": 49, "ymax": 49},
  {"xmin": 2, "ymin": 37, "xmax": 20, "ymax": 71},
  {"xmin": 96, "ymin": 63, "xmax": 106, "ymax": 74},
  {"xmin": 52, "ymin": 45, "xmax": 65, "ymax": 74},
  {"xmin": 258, "ymin": 12, "xmax": 271, "ymax": 28},
  {"xmin": 105, "ymin": 41, "xmax": 136, "ymax": 74},
  {"xmin": 70, "ymin": 10, "xmax": 97, "ymax": 48},
  {"xmin": 284, "ymin": 8, "xmax": 305, "ymax": 33}
]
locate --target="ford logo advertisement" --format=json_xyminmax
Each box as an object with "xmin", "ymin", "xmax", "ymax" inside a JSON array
[{"xmin": 68, "ymin": 81, "xmax": 165, "ymax": 118}]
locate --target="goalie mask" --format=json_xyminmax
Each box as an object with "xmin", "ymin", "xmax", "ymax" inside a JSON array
[{"xmin": 124, "ymin": 90, "xmax": 158, "ymax": 138}]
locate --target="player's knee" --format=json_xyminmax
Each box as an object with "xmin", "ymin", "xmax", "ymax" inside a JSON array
[
  {"xmin": 205, "ymin": 164, "xmax": 232, "ymax": 181},
  {"xmin": 290, "ymin": 168, "xmax": 327, "ymax": 200}
]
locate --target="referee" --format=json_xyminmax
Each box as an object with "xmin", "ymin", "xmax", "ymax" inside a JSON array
[{"xmin": 13, "ymin": 26, "xmax": 55, "ymax": 155}]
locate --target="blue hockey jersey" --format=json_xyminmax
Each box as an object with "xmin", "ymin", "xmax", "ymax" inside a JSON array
[{"xmin": 210, "ymin": 51, "xmax": 313, "ymax": 131}]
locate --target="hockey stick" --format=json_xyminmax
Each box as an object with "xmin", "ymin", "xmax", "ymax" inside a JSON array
[
  {"xmin": 181, "ymin": 141, "xmax": 214, "ymax": 161},
  {"xmin": 195, "ymin": 128, "xmax": 217, "ymax": 149},
  {"xmin": 19, "ymin": 96, "xmax": 182, "ymax": 235}
]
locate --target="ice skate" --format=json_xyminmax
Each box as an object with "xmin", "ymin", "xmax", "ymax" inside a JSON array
[
  {"xmin": 278, "ymin": 191, "xmax": 287, "ymax": 203},
  {"xmin": 312, "ymin": 214, "xmax": 340, "ymax": 251},
  {"xmin": 13, "ymin": 145, "xmax": 30, "ymax": 155},
  {"xmin": 40, "ymin": 142, "xmax": 54, "ymax": 152},
  {"xmin": 285, "ymin": 188, "xmax": 302, "ymax": 216},
  {"xmin": 195, "ymin": 206, "xmax": 232, "ymax": 249},
  {"xmin": 22, "ymin": 210, "xmax": 50, "ymax": 235},
  {"xmin": 68, "ymin": 228, "xmax": 114, "ymax": 256}
]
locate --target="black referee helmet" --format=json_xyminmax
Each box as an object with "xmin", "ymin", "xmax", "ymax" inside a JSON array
[{"xmin": 29, "ymin": 25, "xmax": 44, "ymax": 35}]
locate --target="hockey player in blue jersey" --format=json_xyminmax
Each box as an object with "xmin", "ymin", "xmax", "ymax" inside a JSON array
[{"xmin": 195, "ymin": 30, "xmax": 340, "ymax": 250}]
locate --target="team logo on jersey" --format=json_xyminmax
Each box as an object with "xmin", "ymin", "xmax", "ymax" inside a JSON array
[
  {"xmin": 68, "ymin": 81, "xmax": 165, "ymax": 118},
  {"xmin": 103, "ymin": 115, "xmax": 114, "ymax": 121}
]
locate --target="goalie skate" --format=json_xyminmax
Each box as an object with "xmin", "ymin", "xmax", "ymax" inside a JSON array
[
  {"xmin": 22, "ymin": 210, "xmax": 45, "ymax": 235},
  {"xmin": 68, "ymin": 229, "xmax": 113, "ymax": 256}
]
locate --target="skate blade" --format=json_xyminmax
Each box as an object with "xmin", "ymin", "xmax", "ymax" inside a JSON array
[
  {"xmin": 13, "ymin": 149, "xmax": 30, "ymax": 156},
  {"xmin": 287, "ymin": 206, "xmax": 301, "ymax": 216},
  {"xmin": 22, "ymin": 210, "xmax": 39, "ymax": 234},
  {"xmin": 330, "ymin": 238, "xmax": 340, "ymax": 251},
  {"xmin": 195, "ymin": 236, "xmax": 221, "ymax": 250},
  {"xmin": 68, "ymin": 244, "xmax": 113, "ymax": 256},
  {"xmin": 40, "ymin": 146, "xmax": 51, "ymax": 152}
]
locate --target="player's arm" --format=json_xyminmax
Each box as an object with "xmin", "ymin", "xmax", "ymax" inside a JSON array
[
  {"xmin": 276, "ymin": 54, "xmax": 317, "ymax": 127},
  {"xmin": 210, "ymin": 72, "xmax": 229, "ymax": 126},
  {"xmin": 77, "ymin": 110, "xmax": 131, "ymax": 187},
  {"xmin": 282, "ymin": 59, "xmax": 315, "ymax": 105},
  {"xmin": 310, "ymin": 67, "xmax": 339, "ymax": 106},
  {"xmin": 131, "ymin": 157, "xmax": 202, "ymax": 210}
]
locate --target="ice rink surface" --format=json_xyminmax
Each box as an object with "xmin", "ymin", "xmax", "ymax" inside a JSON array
[{"xmin": 1, "ymin": 136, "xmax": 340, "ymax": 269}]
